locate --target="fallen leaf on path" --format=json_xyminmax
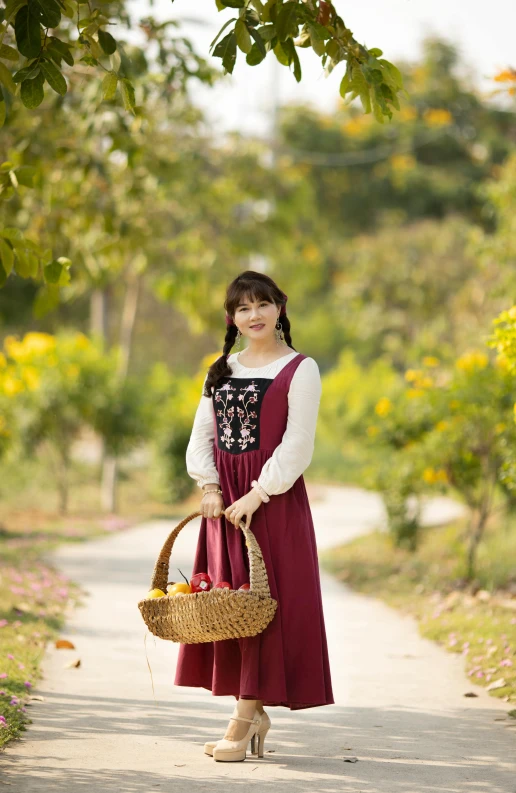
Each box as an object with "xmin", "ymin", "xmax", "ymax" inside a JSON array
[
  {"xmin": 173, "ymin": 764, "xmax": 185, "ymax": 767},
  {"xmin": 464, "ymin": 692, "xmax": 478, "ymax": 697},
  {"xmin": 29, "ymin": 695, "xmax": 46, "ymax": 701},
  {"xmin": 343, "ymin": 756, "xmax": 358, "ymax": 763},
  {"xmin": 486, "ymin": 677, "xmax": 507, "ymax": 691},
  {"xmin": 55, "ymin": 639, "xmax": 76, "ymax": 649},
  {"xmin": 63, "ymin": 658, "xmax": 81, "ymax": 668}
]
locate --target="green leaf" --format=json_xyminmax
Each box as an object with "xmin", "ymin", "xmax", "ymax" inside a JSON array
[
  {"xmin": 13, "ymin": 165, "xmax": 36, "ymax": 186},
  {"xmin": 13, "ymin": 61, "xmax": 40, "ymax": 82},
  {"xmin": 0, "ymin": 238, "xmax": 14, "ymax": 275},
  {"xmin": 235, "ymin": 18, "xmax": 252, "ymax": 53},
  {"xmin": 15, "ymin": 4, "xmax": 41, "ymax": 59},
  {"xmin": 98, "ymin": 28, "xmax": 117, "ymax": 54},
  {"xmin": 20, "ymin": 69, "xmax": 44, "ymax": 107},
  {"xmin": 255, "ymin": 24, "xmax": 276, "ymax": 41},
  {"xmin": 379, "ymin": 58, "xmax": 403, "ymax": 89},
  {"xmin": 48, "ymin": 36, "xmax": 74, "ymax": 66},
  {"xmin": 44, "ymin": 259, "xmax": 62, "ymax": 283},
  {"xmin": 0, "ymin": 43, "xmax": 19, "ymax": 60},
  {"xmin": 308, "ymin": 25, "xmax": 325, "ymax": 56},
  {"xmin": 249, "ymin": 0, "xmax": 264, "ymax": 12},
  {"xmin": 0, "ymin": 99, "xmax": 5, "ymax": 129},
  {"xmin": 276, "ymin": 1, "xmax": 298, "ymax": 41},
  {"xmin": 246, "ymin": 40, "xmax": 266, "ymax": 66},
  {"xmin": 1, "ymin": 227, "xmax": 23, "ymax": 243},
  {"xmin": 213, "ymin": 31, "xmax": 237, "ymax": 74},
  {"xmin": 101, "ymin": 69, "xmax": 117, "ymax": 100},
  {"xmin": 371, "ymin": 88, "xmax": 385, "ymax": 123},
  {"xmin": 219, "ymin": 0, "xmax": 245, "ymax": 7},
  {"xmin": 248, "ymin": 26, "xmax": 266, "ymax": 57},
  {"xmin": 40, "ymin": 58, "xmax": 67, "ymax": 95},
  {"xmin": 339, "ymin": 67, "xmax": 351, "ymax": 97},
  {"xmin": 119, "ymin": 77, "xmax": 135, "ymax": 112},
  {"xmin": 14, "ymin": 248, "xmax": 36, "ymax": 277},
  {"xmin": 33, "ymin": 283, "xmax": 60, "ymax": 317},
  {"xmin": 80, "ymin": 53, "xmax": 98, "ymax": 67},
  {"xmin": 0, "ymin": 62, "xmax": 17, "ymax": 94},
  {"xmin": 369, "ymin": 47, "xmax": 383, "ymax": 57},
  {"xmin": 209, "ymin": 17, "xmax": 236, "ymax": 51},
  {"xmin": 4, "ymin": 0, "xmax": 27, "ymax": 23},
  {"xmin": 273, "ymin": 40, "xmax": 289, "ymax": 66},
  {"xmin": 31, "ymin": 0, "xmax": 61, "ymax": 28}
]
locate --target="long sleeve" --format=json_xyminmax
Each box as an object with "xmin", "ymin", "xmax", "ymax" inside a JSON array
[
  {"xmin": 185, "ymin": 374, "xmax": 220, "ymax": 489},
  {"xmin": 257, "ymin": 357, "xmax": 322, "ymax": 496}
]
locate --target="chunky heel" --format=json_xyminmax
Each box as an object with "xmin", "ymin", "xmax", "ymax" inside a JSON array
[{"xmin": 250, "ymin": 712, "xmax": 271, "ymax": 757}]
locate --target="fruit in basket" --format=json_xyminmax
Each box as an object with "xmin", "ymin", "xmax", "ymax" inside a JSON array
[
  {"xmin": 147, "ymin": 588, "xmax": 166, "ymax": 598},
  {"xmin": 190, "ymin": 572, "xmax": 212, "ymax": 592},
  {"xmin": 167, "ymin": 582, "xmax": 192, "ymax": 596},
  {"xmin": 238, "ymin": 583, "xmax": 251, "ymax": 591},
  {"xmin": 213, "ymin": 581, "xmax": 231, "ymax": 589}
]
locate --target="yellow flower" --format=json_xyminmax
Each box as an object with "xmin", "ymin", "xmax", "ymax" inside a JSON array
[
  {"xmin": 423, "ymin": 108, "xmax": 452, "ymax": 126},
  {"xmin": 390, "ymin": 154, "xmax": 416, "ymax": 172},
  {"xmin": 418, "ymin": 376, "xmax": 434, "ymax": 389},
  {"xmin": 404, "ymin": 369, "xmax": 422, "ymax": 383},
  {"xmin": 21, "ymin": 366, "xmax": 40, "ymax": 391},
  {"xmin": 423, "ymin": 467, "xmax": 437, "ymax": 483},
  {"xmin": 23, "ymin": 332, "xmax": 56, "ymax": 356},
  {"xmin": 435, "ymin": 420, "xmax": 449, "ymax": 432},
  {"xmin": 375, "ymin": 397, "xmax": 392, "ymax": 416},
  {"xmin": 2, "ymin": 374, "xmax": 24, "ymax": 397},
  {"xmin": 422, "ymin": 356, "xmax": 440, "ymax": 367},
  {"xmin": 508, "ymin": 305, "xmax": 516, "ymax": 320},
  {"xmin": 0, "ymin": 352, "xmax": 6, "ymax": 369},
  {"xmin": 407, "ymin": 388, "xmax": 424, "ymax": 398},
  {"xmin": 456, "ymin": 351, "xmax": 489, "ymax": 371},
  {"xmin": 74, "ymin": 333, "xmax": 91, "ymax": 350},
  {"xmin": 495, "ymin": 422, "xmax": 506, "ymax": 434}
]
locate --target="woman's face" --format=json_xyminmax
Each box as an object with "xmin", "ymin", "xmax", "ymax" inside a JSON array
[{"xmin": 234, "ymin": 295, "xmax": 279, "ymax": 339}]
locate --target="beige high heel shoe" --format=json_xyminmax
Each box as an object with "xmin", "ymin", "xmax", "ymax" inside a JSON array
[
  {"xmin": 204, "ymin": 710, "xmax": 271, "ymax": 757},
  {"xmin": 250, "ymin": 710, "xmax": 271, "ymax": 758},
  {"xmin": 211, "ymin": 709, "xmax": 261, "ymax": 762}
]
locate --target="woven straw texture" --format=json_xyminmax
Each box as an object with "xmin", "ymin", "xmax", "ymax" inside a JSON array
[{"xmin": 138, "ymin": 511, "xmax": 278, "ymax": 644}]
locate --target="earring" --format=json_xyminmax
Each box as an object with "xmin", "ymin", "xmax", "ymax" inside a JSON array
[
  {"xmin": 236, "ymin": 328, "xmax": 242, "ymax": 349},
  {"xmin": 275, "ymin": 318, "xmax": 284, "ymax": 345}
]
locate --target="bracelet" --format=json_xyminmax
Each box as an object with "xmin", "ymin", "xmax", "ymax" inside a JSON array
[
  {"xmin": 201, "ymin": 488, "xmax": 223, "ymax": 499},
  {"xmin": 251, "ymin": 480, "xmax": 270, "ymax": 503}
]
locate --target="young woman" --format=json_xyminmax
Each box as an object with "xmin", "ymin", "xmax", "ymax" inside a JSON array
[{"xmin": 174, "ymin": 270, "xmax": 334, "ymax": 762}]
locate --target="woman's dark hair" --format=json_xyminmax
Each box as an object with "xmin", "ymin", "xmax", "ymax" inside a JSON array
[{"xmin": 203, "ymin": 270, "xmax": 295, "ymax": 397}]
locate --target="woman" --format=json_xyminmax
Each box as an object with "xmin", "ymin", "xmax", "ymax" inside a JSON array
[{"xmin": 174, "ymin": 270, "xmax": 334, "ymax": 762}]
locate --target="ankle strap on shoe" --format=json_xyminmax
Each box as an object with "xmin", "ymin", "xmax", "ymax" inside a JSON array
[{"xmin": 229, "ymin": 715, "xmax": 261, "ymax": 725}]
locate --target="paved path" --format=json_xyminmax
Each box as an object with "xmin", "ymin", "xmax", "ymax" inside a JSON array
[{"xmin": 1, "ymin": 484, "xmax": 515, "ymax": 792}]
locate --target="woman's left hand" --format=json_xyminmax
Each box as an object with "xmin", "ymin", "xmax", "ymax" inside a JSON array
[{"xmin": 224, "ymin": 489, "xmax": 264, "ymax": 529}]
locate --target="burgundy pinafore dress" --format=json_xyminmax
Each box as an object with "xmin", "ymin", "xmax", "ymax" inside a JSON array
[{"xmin": 173, "ymin": 352, "xmax": 334, "ymax": 710}]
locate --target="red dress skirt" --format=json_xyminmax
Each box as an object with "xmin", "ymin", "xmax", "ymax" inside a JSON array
[{"xmin": 173, "ymin": 353, "xmax": 334, "ymax": 710}]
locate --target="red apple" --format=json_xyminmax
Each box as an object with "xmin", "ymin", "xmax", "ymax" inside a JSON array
[
  {"xmin": 190, "ymin": 572, "xmax": 212, "ymax": 593},
  {"xmin": 238, "ymin": 583, "xmax": 250, "ymax": 591},
  {"xmin": 213, "ymin": 581, "xmax": 231, "ymax": 589}
]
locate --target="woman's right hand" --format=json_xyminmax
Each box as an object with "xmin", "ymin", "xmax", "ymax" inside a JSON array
[{"xmin": 200, "ymin": 491, "xmax": 225, "ymax": 520}]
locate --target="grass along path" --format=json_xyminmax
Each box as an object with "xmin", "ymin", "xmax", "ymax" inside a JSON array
[{"xmin": 319, "ymin": 516, "xmax": 516, "ymax": 708}]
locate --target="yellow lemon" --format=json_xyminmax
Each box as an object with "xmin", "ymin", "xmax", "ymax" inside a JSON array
[
  {"xmin": 167, "ymin": 582, "xmax": 192, "ymax": 596},
  {"xmin": 147, "ymin": 588, "xmax": 166, "ymax": 598}
]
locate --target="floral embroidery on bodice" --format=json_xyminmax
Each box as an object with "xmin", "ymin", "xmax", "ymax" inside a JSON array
[{"xmin": 213, "ymin": 376, "xmax": 273, "ymax": 454}]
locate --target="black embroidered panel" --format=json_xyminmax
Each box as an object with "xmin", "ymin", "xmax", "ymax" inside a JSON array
[{"xmin": 213, "ymin": 377, "xmax": 273, "ymax": 454}]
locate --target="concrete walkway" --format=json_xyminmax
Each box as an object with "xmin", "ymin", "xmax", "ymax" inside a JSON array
[{"xmin": 1, "ymin": 484, "xmax": 515, "ymax": 792}]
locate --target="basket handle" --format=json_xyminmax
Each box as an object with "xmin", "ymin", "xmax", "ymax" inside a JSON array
[{"xmin": 149, "ymin": 511, "xmax": 272, "ymax": 599}]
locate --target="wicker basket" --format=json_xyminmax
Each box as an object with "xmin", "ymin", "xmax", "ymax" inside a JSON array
[{"xmin": 137, "ymin": 510, "xmax": 278, "ymax": 644}]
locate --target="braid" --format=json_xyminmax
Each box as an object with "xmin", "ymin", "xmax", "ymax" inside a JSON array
[
  {"xmin": 204, "ymin": 325, "xmax": 238, "ymax": 397},
  {"xmin": 280, "ymin": 315, "xmax": 296, "ymax": 351}
]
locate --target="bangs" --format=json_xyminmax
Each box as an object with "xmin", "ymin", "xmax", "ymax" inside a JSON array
[{"xmin": 226, "ymin": 282, "xmax": 275, "ymax": 313}]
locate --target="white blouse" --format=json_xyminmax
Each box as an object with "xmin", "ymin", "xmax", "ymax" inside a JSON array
[{"xmin": 185, "ymin": 350, "xmax": 322, "ymax": 496}]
